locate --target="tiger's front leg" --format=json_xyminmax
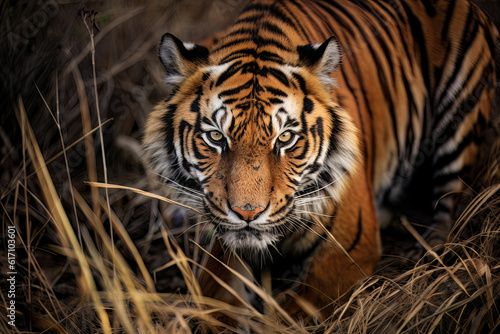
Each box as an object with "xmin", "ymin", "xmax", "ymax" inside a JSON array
[
  {"xmin": 198, "ymin": 240, "xmax": 258, "ymax": 332},
  {"xmin": 279, "ymin": 169, "xmax": 381, "ymax": 322}
]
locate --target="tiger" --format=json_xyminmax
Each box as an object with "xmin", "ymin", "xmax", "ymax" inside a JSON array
[{"xmin": 142, "ymin": 0, "xmax": 498, "ymax": 324}]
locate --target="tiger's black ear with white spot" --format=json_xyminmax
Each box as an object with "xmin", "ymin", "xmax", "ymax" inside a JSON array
[
  {"xmin": 297, "ymin": 36, "xmax": 342, "ymax": 86},
  {"xmin": 158, "ymin": 33, "xmax": 209, "ymax": 88}
]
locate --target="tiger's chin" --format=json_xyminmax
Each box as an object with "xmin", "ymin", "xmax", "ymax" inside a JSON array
[{"xmin": 219, "ymin": 228, "xmax": 281, "ymax": 254}]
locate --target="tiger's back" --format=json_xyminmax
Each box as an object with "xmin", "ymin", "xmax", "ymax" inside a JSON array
[
  {"xmin": 334, "ymin": 0, "xmax": 499, "ymax": 232},
  {"xmin": 142, "ymin": 0, "xmax": 498, "ymax": 323}
]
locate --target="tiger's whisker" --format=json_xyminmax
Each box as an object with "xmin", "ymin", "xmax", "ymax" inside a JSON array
[
  {"xmin": 154, "ymin": 172, "xmax": 204, "ymax": 197},
  {"xmin": 296, "ymin": 170, "xmax": 347, "ymax": 198}
]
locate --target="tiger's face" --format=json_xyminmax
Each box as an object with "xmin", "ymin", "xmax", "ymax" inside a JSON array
[{"xmin": 143, "ymin": 34, "xmax": 360, "ymax": 254}]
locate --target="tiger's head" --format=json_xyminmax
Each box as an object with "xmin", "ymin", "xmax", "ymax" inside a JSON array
[{"xmin": 142, "ymin": 33, "xmax": 360, "ymax": 255}]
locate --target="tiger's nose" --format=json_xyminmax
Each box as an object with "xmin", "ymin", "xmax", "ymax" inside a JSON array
[{"xmin": 231, "ymin": 204, "xmax": 265, "ymax": 221}]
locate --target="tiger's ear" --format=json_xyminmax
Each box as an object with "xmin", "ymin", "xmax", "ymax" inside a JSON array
[
  {"xmin": 297, "ymin": 36, "xmax": 342, "ymax": 86},
  {"xmin": 158, "ymin": 33, "xmax": 209, "ymax": 88}
]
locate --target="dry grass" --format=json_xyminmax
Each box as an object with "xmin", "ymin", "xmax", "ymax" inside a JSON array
[{"xmin": 1, "ymin": 1, "xmax": 500, "ymax": 333}]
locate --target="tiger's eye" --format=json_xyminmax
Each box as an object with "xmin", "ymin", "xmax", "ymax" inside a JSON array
[
  {"xmin": 210, "ymin": 131, "xmax": 223, "ymax": 141},
  {"xmin": 278, "ymin": 131, "xmax": 292, "ymax": 143}
]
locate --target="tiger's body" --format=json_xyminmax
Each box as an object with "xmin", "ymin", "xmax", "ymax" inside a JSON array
[{"xmin": 142, "ymin": 0, "xmax": 498, "ymax": 323}]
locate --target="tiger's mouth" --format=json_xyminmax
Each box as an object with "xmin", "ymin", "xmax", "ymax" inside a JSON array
[
  {"xmin": 202, "ymin": 192, "xmax": 296, "ymax": 252},
  {"xmin": 212, "ymin": 204, "xmax": 293, "ymax": 252}
]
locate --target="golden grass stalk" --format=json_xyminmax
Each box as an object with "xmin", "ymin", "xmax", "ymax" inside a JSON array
[
  {"xmin": 81, "ymin": 8, "xmax": 115, "ymax": 280},
  {"xmin": 87, "ymin": 181, "xmax": 205, "ymax": 215},
  {"xmin": 25, "ymin": 118, "xmax": 113, "ymax": 181},
  {"xmin": 401, "ymin": 216, "xmax": 471, "ymax": 297},
  {"xmin": 17, "ymin": 96, "xmax": 112, "ymax": 333},
  {"xmin": 71, "ymin": 187, "xmax": 156, "ymax": 333},
  {"xmin": 71, "ymin": 65, "xmax": 100, "ymax": 219}
]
